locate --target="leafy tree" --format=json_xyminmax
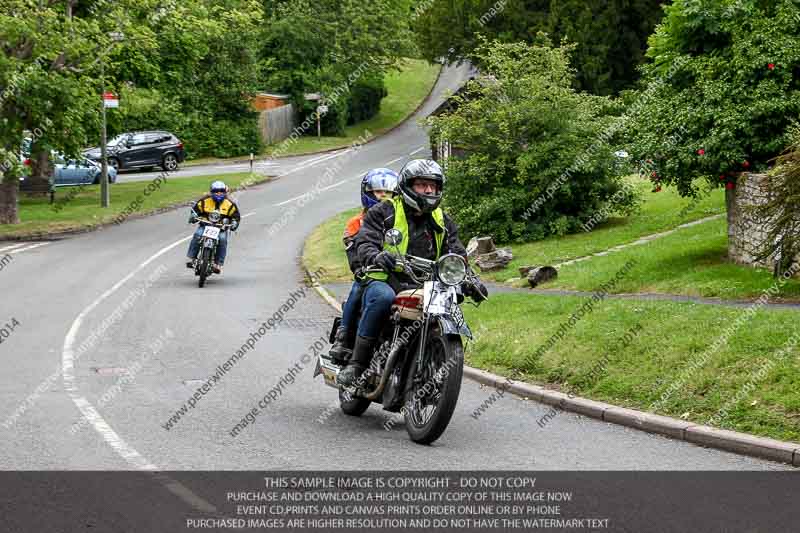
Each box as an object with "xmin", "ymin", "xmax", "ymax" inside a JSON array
[
  {"xmin": 413, "ymin": 0, "xmax": 664, "ymax": 95},
  {"xmin": 0, "ymin": 0, "xmax": 144, "ymax": 223},
  {"xmin": 429, "ymin": 39, "xmax": 634, "ymax": 242},
  {"xmin": 260, "ymin": 0, "xmax": 414, "ymax": 134},
  {"xmin": 626, "ymin": 0, "xmax": 800, "ymax": 198}
]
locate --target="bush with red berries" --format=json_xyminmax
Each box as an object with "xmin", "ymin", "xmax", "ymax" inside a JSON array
[{"xmin": 625, "ymin": 0, "xmax": 800, "ymax": 198}]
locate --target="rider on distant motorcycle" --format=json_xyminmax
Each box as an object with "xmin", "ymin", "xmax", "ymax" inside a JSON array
[
  {"xmin": 337, "ymin": 159, "xmax": 487, "ymax": 387},
  {"xmin": 186, "ymin": 180, "xmax": 241, "ymax": 274},
  {"xmin": 328, "ymin": 168, "xmax": 399, "ymax": 365}
]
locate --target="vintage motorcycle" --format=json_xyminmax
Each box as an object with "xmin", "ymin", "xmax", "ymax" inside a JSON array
[
  {"xmin": 315, "ymin": 228, "xmax": 487, "ymax": 444},
  {"xmin": 191, "ymin": 211, "xmax": 232, "ymax": 288}
]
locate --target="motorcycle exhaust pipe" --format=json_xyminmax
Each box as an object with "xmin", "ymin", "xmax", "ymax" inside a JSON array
[{"xmin": 364, "ymin": 343, "xmax": 403, "ymax": 401}]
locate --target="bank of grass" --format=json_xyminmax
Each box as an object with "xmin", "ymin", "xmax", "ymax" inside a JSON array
[
  {"xmin": 488, "ymin": 178, "xmax": 726, "ymax": 283},
  {"xmin": 303, "ymin": 207, "xmax": 361, "ymax": 283},
  {"xmin": 548, "ymin": 216, "xmax": 800, "ymax": 301},
  {"xmin": 0, "ymin": 172, "xmax": 264, "ymax": 239},
  {"xmin": 462, "ymin": 293, "xmax": 800, "ymax": 442},
  {"xmin": 187, "ymin": 59, "xmax": 441, "ymax": 165}
]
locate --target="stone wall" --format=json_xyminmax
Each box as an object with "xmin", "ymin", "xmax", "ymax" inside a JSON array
[{"xmin": 726, "ymin": 172, "xmax": 799, "ymax": 273}]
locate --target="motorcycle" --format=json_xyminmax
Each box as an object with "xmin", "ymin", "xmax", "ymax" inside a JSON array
[
  {"xmin": 191, "ymin": 210, "xmax": 232, "ymax": 288},
  {"xmin": 315, "ymin": 228, "xmax": 487, "ymax": 444}
]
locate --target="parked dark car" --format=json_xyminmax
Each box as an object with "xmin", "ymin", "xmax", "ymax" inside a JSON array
[{"xmin": 84, "ymin": 131, "xmax": 185, "ymax": 172}]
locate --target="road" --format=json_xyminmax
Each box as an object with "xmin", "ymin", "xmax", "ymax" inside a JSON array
[{"xmin": 0, "ymin": 63, "xmax": 787, "ymax": 477}]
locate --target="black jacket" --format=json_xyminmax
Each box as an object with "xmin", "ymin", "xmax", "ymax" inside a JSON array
[{"xmin": 356, "ymin": 200, "xmax": 467, "ymax": 292}]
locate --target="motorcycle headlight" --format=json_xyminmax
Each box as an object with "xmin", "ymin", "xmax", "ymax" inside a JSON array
[
  {"xmin": 437, "ymin": 254, "xmax": 467, "ymax": 286},
  {"xmin": 209, "ymin": 212, "xmax": 221, "ymax": 223}
]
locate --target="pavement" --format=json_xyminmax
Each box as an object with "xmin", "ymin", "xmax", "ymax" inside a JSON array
[{"xmin": 0, "ymin": 62, "xmax": 789, "ymax": 477}]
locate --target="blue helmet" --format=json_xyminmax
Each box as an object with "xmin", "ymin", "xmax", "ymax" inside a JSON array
[
  {"xmin": 360, "ymin": 168, "xmax": 398, "ymax": 209},
  {"xmin": 210, "ymin": 180, "xmax": 226, "ymax": 202}
]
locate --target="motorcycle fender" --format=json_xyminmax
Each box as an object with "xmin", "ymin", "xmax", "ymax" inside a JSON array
[
  {"xmin": 202, "ymin": 238, "xmax": 215, "ymax": 248},
  {"xmin": 434, "ymin": 315, "xmax": 472, "ymax": 340},
  {"xmin": 329, "ymin": 316, "xmax": 342, "ymax": 344}
]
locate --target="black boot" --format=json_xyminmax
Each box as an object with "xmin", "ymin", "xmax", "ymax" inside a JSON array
[
  {"xmin": 328, "ymin": 327, "xmax": 352, "ymax": 365},
  {"xmin": 337, "ymin": 335, "xmax": 376, "ymax": 387}
]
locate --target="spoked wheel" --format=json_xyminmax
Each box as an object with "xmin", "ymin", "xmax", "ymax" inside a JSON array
[
  {"xmin": 404, "ymin": 332, "xmax": 464, "ymax": 444},
  {"xmin": 197, "ymin": 247, "xmax": 212, "ymax": 288},
  {"xmin": 339, "ymin": 388, "xmax": 371, "ymax": 416}
]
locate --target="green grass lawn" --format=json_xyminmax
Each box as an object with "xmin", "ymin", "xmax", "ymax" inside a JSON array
[
  {"xmin": 548, "ymin": 216, "xmax": 800, "ymax": 301},
  {"xmin": 487, "ymin": 177, "xmax": 726, "ymax": 283},
  {"xmin": 303, "ymin": 207, "xmax": 361, "ymax": 283},
  {"xmin": 187, "ymin": 59, "xmax": 441, "ymax": 165},
  {"xmin": 463, "ymin": 292, "xmax": 800, "ymax": 442},
  {"xmin": 0, "ymin": 172, "xmax": 266, "ymax": 239}
]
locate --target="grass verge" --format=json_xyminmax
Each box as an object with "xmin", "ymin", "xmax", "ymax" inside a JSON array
[
  {"xmin": 487, "ymin": 178, "xmax": 726, "ymax": 282},
  {"xmin": 1, "ymin": 172, "xmax": 266, "ymax": 239},
  {"xmin": 463, "ymin": 292, "xmax": 800, "ymax": 443},
  {"xmin": 303, "ymin": 207, "xmax": 360, "ymax": 283},
  {"xmin": 548, "ymin": 216, "xmax": 800, "ymax": 301}
]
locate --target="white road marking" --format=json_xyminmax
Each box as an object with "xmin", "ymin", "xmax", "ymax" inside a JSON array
[
  {"xmin": 409, "ymin": 146, "xmax": 426, "ymax": 155},
  {"xmin": 0, "ymin": 243, "xmax": 27, "ymax": 253},
  {"xmin": 61, "ymin": 235, "xmax": 216, "ymax": 512},
  {"xmin": 385, "ymin": 157, "xmax": 404, "ymax": 165},
  {"xmin": 273, "ymin": 178, "xmax": 350, "ymax": 207},
  {"xmin": 7, "ymin": 242, "xmax": 49, "ymax": 254}
]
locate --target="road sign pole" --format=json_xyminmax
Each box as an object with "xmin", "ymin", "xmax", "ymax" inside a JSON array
[{"xmin": 100, "ymin": 62, "xmax": 109, "ymax": 208}]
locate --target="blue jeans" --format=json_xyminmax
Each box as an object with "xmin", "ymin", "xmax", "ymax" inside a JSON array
[
  {"xmin": 187, "ymin": 226, "xmax": 229, "ymax": 265},
  {"xmin": 356, "ymin": 280, "xmax": 396, "ymax": 338},
  {"xmin": 341, "ymin": 281, "xmax": 364, "ymax": 333}
]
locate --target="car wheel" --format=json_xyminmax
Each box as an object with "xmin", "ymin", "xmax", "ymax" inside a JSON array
[
  {"xmin": 108, "ymin": 158, "xmax": 120, "ymax": 171},
  {"xmin": 162, "ymin": 153, "xmax": 178, "ymax": 172}
]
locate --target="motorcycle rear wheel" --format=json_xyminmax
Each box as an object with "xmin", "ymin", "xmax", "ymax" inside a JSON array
[{"xmin": 404, "ymin": 333, "xmax": 464, "ymax": 444}]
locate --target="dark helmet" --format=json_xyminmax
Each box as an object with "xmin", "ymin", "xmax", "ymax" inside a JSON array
[
  {"xmin": 360, "ymin": 168, "xmax": 399, "ymax": 209},
  {"xmin": 398, "ymin": 159, "xmax": 445, "ymax": 214}
]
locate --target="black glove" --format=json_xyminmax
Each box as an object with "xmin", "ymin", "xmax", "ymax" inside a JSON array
[
  {"xmin": 188, "ymin": 212, "xmax": 198, "ymax": 224},
  {"xmin": 372, "ymin": 251, "xmax": 396, "ymax": 273},
  {"xmin": 230, "ymin": 220, "xmax": 239, "ymax": 231},
  {"xmin": 464, "ymin": 279, "xmax": 489, "ymax": 302}
]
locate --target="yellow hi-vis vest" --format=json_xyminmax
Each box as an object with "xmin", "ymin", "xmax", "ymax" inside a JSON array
[{"xmin": 367, "ymin": 196, "xmax": 445, "ymax": 281}]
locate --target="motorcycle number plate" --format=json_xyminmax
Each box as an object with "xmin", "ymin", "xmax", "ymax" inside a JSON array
[
  {"xmin": 202, "ymin": 226, "xmax": 220, "ymax": 240},
  {"xmin": 424, "ymin": 282, "xmax": 453, "ymax": 315}
]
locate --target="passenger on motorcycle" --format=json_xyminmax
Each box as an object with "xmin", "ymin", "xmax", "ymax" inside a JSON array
[
  {"xmin": 336, "ymin": 159, "xmax": 487, "ymax": 387},
  {"xmin": 329, "ymin": 168, "xmax": 399, "ymax": 365},
  {"xmin": 186, "ymin": 180, "xmax": 241, "ymax": 274}
]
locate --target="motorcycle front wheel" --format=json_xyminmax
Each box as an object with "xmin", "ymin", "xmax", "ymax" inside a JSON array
[
  {"xmin": 198, "ymin": 246, "xmax": 213, "ymax": 288},
  {"xmin": 403, "ymin": 332, "xmax": 464, "ymax": 444}
]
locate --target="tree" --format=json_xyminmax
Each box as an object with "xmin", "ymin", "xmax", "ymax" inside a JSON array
[
  {"xmin": 0, "ymin": 0, "xmax": 144, "ymax": 223},
  {"xmin": 413, "ymin": 0, "xmax": 665, "ymax": 95},
  {"xmin": 259, "ymin": 0, "xmax": 414, "ymax": 134},
  {"xmin": 626, "ymin": 0, "xmax": 800, "ymax": 198},
  {"xmin": 428, "ymin": 39, "xmax": 635, "ymax": 242}
]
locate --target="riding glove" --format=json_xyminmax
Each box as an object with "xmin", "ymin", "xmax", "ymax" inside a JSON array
[{"xmin": 373, "ymin": 251, "xmax": 396, "ymax": 273}]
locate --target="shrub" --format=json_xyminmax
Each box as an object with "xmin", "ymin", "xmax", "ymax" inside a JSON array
[
  {"xmin": 626, "ymin": 0, "xmax": 800, "ymax": 198},
  {"xmin": 347, "ymin": 73, "xmax": 387, "ymax": 125},
  {"xmin": 429, "ymin": 39, "xmax": 635, "ymax": 243}
]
